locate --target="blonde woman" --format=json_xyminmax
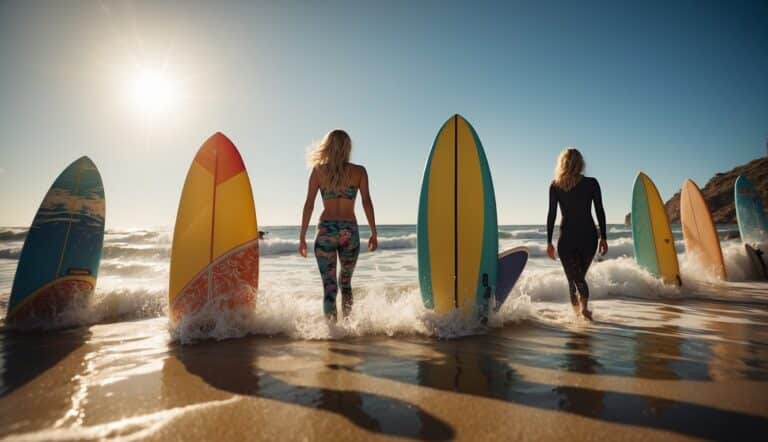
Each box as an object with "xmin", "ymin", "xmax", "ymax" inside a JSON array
[
  {"xmin": 299, "ymin": 129, "xmax": 378, "ymax": 321},
  {"xmin": 546, "ymin": 148, "xmax": 608, "ymax": 320}
]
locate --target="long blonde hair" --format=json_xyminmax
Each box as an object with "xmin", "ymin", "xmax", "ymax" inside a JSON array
[
  {"xmin": 553, "ymin": 147, "xmax": 585, "ymax": 191},
  {"xmin": 307, "ymin": 129, "xmax": 353, "ymax": 192}
]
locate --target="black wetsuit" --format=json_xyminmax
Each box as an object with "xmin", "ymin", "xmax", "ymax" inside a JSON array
[{"xmin": 547, "ymin": 177, "xmax": 607, "ymax": 306}]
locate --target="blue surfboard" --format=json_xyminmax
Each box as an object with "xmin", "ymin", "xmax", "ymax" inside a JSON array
[
  {"xmin": 735, "ymin": 175, "xmax": 768, "ymax": 279},
  {"xmin": 494, "ymin": 247, "xmax": 528, "ymax": 311},
  {"xmin": 735, "ymin": 175, "xmax": 768, "ymax": 248},
  {"xmin": 6, "ymin": 156, "xmax": 105, "ymax": 325}
]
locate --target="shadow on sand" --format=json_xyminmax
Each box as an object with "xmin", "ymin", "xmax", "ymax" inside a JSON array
[
  {"xmin": 325, "ymin": 326, "xmax": 768, "ymax": 440},
  {"xmin": 0, "ymin": 326, "xmax": 91, "ymax": 397},
  {"xmin": 171, "ymin": 337, "xmax": 455, "ymax": 440}
]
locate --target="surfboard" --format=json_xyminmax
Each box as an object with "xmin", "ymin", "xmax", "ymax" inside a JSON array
[
  {"xmin": 680, "ymin": 179, "xmax": 726, "ymax": 280},
  {"xmin": 168, "ymin": 132, "xmax": 259, "ymax": 323},
  {"xmin": 6, "ymin": 156, "xmax": 105, "ymax": 324},
  {"xmin": 735, "ymin": 175, "xmax": 768, "ymax": 247},
  {"xmin": 417, "ymin": 114, "xmax": 498, "ymax": 320},
  {"xmin": 631, "ymin": 172, "xmax": 681, "ymax": 285},
  {"xmin": 494, "ymin": 247, "xmax": 528, "ymax": 311},
  {"xmin": 735, "ymin": 175, "xmax": 768, "ymax": 279}
]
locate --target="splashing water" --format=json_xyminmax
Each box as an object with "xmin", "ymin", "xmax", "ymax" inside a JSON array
[{"xmin": 0, "ymin": 224, "xmax": 765, "ymax": 341}]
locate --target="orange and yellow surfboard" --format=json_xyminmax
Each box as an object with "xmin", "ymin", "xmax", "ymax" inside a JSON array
[{"xmin": 168, "ymin": 132, "xmax": 259, "ymax": 323}]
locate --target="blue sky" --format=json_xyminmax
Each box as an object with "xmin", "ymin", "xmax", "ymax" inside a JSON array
[{"xmin": 0, "ymin": 0, "xmax": 766, "ymax": 228}]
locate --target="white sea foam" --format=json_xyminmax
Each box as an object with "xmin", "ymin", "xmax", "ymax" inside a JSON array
[
  {"xmin": 511, "ymin": 236, "xmax": 637, "ymax": 259},
  {"xmin": 169, "ymin": 282, "xmax": 503, "ymax": 343},
  {"xmin": 2, "ymin": 225, "xmax": 767, "ymax": 340},
  {"xmin": 1, "ymin": 286, "xmax": 167, "ymax": 331},
  {"xmin": 3, "ymin": 397, "xmax": 240, "ymax": 442}
]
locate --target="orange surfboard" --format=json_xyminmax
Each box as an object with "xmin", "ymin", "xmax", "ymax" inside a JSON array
[
  {"xmin": 168, "ymin": 132, "xmax": 259, "ymax": 323},
  {"xmin": 680, "ymin": 179, "xmax": 726, "ymax": 280}
]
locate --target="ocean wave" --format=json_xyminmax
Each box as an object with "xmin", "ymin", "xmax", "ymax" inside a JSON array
[
  {"xmin": 1, "ymin": 287, "xmax": 167, "ymax": 331},
  {"xmin": 499, "ymin": 229, "xmax": 546, "ymax": 240},
  {"xmin": 0, "ymin": 247, "xmax": 21, "ymax": 259},
  {"xmin": 0, "ymin": 229, "xmax": 27, "ymax": 241},
  {"xmin": 512, "ymin": 257, "xmax": 680, "ymax": 304},
  {"xmin": 102, "ymin": 245, "xmax": 171, "ymax": 260},
  {"xmin": 3, "ymin": 251, "xmax": 767, "ymax": 338},
  {"xmin": 97, "ymin": 234, "xmax": 420, "ymax": 261},
  {"xmin": 169, "ymin": 283, "xmax": 504, "ymax": 343},
  {"xmin": 259, "ymin": 234, "xmax": 418, "ymax": 256},
  {"xmin": 518, "ymin": 237, "xmax": 637, "ymax": 259},
  {"xmin": 100, "ymin": 260, "xmax": 167, "ymax": 278},
  {"xmin": 105, "ymin": 230, "xmax": 171, "ymax": 245}
]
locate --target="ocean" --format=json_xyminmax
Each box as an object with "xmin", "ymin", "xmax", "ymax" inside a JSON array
[{"xmin": 0, "ymin": 223, "xmax": 760, "ymax": 342}]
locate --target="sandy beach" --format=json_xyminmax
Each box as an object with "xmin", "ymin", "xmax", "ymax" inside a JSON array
[{"xmin": 2, "ymin": 285, "xmax": 768, "ymax": 441}]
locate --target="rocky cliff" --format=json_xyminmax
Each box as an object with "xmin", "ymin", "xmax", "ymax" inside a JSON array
[{"xmin": 625, "ymin": 156, "xmax": 768, "ymax": 225}]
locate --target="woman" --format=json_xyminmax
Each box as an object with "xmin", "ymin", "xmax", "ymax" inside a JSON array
[
  {"xmin": 299, "ymin": 129, "xmax": 378, "ymax": 321},
  {"xmin": 546, "ymin": 147, "xmax": 608, "ymax": 320}
]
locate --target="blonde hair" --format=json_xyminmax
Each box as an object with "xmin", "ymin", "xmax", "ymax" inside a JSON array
[
  {"xmin": 553, "ymin": 147, "xmax": 585, "ymax": 191},
  {"xmin": 307, "ymin": 129, "xmax": 353, "ymax": 192}
]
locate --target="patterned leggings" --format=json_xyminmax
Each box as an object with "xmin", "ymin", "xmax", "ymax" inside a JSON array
[{"xmin": 314, "ymin": 220, "xmax": 360, "ymax": 320}]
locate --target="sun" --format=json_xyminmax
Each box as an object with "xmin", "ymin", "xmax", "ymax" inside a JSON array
[{"xmin": 126, "ymin": 66, "xmax": 179, "ymax": 116}]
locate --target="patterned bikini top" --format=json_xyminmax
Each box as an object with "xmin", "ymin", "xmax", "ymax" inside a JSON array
[
  {"xmin": 320, "ymin": 186, "xmax": 358, "ymax": 200},
  {"xmin": 318, "ymin": 166, "xmax": 363, "ymax": 200}
]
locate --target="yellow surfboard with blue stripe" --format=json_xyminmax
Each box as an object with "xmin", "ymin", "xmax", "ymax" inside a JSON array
[{"xmin": 417, "ymin": 115, "xmax": 498, "ymax": 320}]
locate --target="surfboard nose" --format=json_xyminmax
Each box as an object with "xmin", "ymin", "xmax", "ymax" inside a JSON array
[
  {"xmin": 205, "ymin": 131, "xmax": 236, "ymax": 150},
  {"xmin": 71, "ymin": 155, "xmax": 97, "ymax": 169},
  {"xmin": 194, "ymin": 132, "xmax": 245, "ymax": 180}
]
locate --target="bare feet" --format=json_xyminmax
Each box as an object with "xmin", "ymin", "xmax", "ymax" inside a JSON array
[
  {"xmin": 571, "ymin": 304, "xmax": 581, "ymax": 317},
  {"xmin": 578, "ymin": 295, "xmax": 593, "ymax": 321}
]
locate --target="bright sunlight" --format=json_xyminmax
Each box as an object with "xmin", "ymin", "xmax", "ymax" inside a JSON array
[{"xmin": 125, "ymin": 66, "xmax": 179, "ymax": 116}]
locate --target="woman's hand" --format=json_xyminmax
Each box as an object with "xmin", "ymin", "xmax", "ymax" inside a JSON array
[
  {"xmin": 368, "ymin": 232, "xmax": 378, "ymax": 252},
  {"xmin": 598, "ymin": 239, "xmax": 608, "ymax": 256},
  {"xmin": 546, "ymin": 243, "xmax": 557, "ymax": 260},
  {"xmin": 299, "ymin": 237, "xmax": 307, "ymax": 257}
]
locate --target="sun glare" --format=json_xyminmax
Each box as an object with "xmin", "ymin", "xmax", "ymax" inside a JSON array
[{"xmin": 127, "ymin": 67, "xmax": 179, "ymax": 116}]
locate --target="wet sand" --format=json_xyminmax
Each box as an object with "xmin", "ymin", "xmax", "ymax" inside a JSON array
[{"xmin": 2, "ymin": 294, "xmax": 768, "ymax": 441}]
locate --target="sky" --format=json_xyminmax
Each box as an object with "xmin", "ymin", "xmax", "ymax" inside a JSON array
[{"xmin": 0, "ymin": 0, "xmax": 766, "ymax": 228}]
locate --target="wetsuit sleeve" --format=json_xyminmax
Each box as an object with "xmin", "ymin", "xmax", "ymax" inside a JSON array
[
  {"xmin": 547, "ymin": 184, "xmax": 557, "ymax": 244},
  {"xmin": 592, "ymin": 179, "xmax": 607, "ymax": 240}
]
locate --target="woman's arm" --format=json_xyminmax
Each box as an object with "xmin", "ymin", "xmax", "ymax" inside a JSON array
[
  {"xmin": 299, "ymin": 169, "xmax": 319, "ymax": 257},
  {"xmin": 546, "ymin": 184, "xmax": 558, "ymax": 260},
  {"xmin": 358, "ymin": 166, "xmax": 378, "ymax": 251},
  {"xmin": 592, "ymin": 178, "xmax": 608, "ymax": 255}
]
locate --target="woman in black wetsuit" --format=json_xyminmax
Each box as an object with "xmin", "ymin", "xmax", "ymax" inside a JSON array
[{"xmin": 546, "ymin": 148, "xmax": 608, "ymax": 320}]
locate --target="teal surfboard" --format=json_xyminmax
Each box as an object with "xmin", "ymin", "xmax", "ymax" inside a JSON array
[
  {"xmin": 631, "ymin": 172, "xmax": 681, "ymax": 285},
  {"xmin": 417, "ymin": 115, "xmax": 498, "ymax": 321},
  {"xmin": 735, "ymin": 175, "xmax": 768, "ymax": 248},
  {"xmin": 6, "ymin": 157, "xmax": 105, "ymax": 324}
]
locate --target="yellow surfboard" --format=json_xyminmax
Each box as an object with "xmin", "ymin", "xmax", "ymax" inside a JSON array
[
  {"xmin": 680, "ymin": 179, "xmax": 726, "ymax": 280},
  {"xmin": 168, "ymin": 132, "xmax": 259, "ymax": 323},
  {"xmin": 417, "ymin": 115, "xmax": 498, "ymax": 319},
  {"xmin": 631, "ymin": 172, "xmax": 681, "ymax": 285}
]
